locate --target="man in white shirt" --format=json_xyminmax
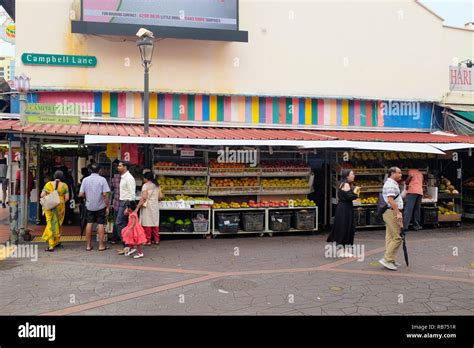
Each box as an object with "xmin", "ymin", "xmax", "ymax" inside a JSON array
[
  {"xmin": 379, "ymin": 167, "xmax": 404, "ymax": 271},
  {"xmin": 114, "ymin": 161, "xmax": 136, "ymax": 249}
]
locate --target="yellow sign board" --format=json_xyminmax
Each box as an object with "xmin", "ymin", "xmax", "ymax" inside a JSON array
[{"xmin": 26, "ymin": 114, "xmax": 80, "ymax": 125}]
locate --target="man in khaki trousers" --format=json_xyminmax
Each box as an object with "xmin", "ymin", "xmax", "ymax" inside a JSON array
[{"xmin": 379, "ymin": 167, "xmax": 404, "ymax": 271}]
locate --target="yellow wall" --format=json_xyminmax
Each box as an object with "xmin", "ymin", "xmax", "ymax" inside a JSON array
[{"xmin": 14, "ymin": 0, "xmax": 474, "ymax": 102}]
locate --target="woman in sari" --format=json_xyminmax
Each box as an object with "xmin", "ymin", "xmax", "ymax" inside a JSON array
[{"xmin": 41, "ymin": 170, "xmax": 69, "ymax": 251}]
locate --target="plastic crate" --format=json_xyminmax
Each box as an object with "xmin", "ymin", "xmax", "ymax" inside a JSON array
[
  {"xmin": 367, "ymin": 208, "xmax": 384, "ymax": 226},
  {"xmin": 160, "ymin": 222, "xmax": 175, "ymax": 232},
  {"xmin": 174, "ymin": 223, "xmax": 194, "ymax": 232},
  {"xmin": 241, "ymin": 211, "xmax": 265, "ymax": 231},
  {"xmin": 422, "ymin": 206, "xmax": 438, "ymax": 225},
  {"xmin": 216, "ymin": 212, "xmax": 240, "ymax": 233},
  {"xmin": 269, "ymin": 211, "xmax": 292, "ymax": 231},
  {"xmin": 293, "ymin": 209, "xmax": 315, "ymax": 230},
  {"xmin": 353, "ymin": 207, "xmax": 368, "ymax": 226},
  {"xmin": 192, "ymin": 219, "xmax": 208, "ymax": 232}
]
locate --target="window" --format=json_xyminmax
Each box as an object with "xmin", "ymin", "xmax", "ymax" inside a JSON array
[{"xmin": 0, "ymin": 67, "xmax": 4, "ymax": 79}]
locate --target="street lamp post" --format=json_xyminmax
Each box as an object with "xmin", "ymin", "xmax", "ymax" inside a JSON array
[
  {"xmin": 137, "ymin": 34, "xmax": 155, "ymax": 134},
  {"xmin": 13, "ymin": 74, "xmax": 31, "ymax": 243}
]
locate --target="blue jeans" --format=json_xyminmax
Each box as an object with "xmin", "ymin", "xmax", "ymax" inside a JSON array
[{"xmin": 114, "ymin": 200, "xmax": 129, "ymax": 244}]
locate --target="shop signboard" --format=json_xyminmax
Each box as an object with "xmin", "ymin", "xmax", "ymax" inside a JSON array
[
  {"xmin": 450, "ymin": 65, "xmax": 473, "ymax": 91},
  {"xmin": 25, "ymin": 114, "xmax": 80, "ymax": 125},
  {"xmin": 180, "ymin": 150, "xmax": 195, "ymax": 157},
  {"xmin": 21, "ymin": 53, "xmax": 97, "ymax": 67},
  {"xmin": 82, "ymin": 0, "xmax": 238, "ymax": 31}
]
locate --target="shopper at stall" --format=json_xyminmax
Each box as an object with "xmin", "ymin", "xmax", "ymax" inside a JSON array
[
  {"xmin": 0, "ymin": 152, "xmax": 9, "ymax": 208},
  {"xmin": 403, "ymin": 168, "xmax": 424, "ymax": 232},
  {"xmin": 115, "ymin": 161, "xmax": 136, "ymax": 255},
  {"xmin": 135, "ymin": 171, "xmax": 164, "ymax": 245},
  {"xmin": 326, "ymin": 169, "xmax": 361, "ymax": 257},
  {"xmin": 78, "ymin": 164, "xmax": 111, "ymax": 252},
  {"xmin": 121, "ymin": 200, "xmax": 147, "ymax": 258},
  {"xmin": 379, "ymin": 167, "xmax": 404, "ymax": 271},
  {"xmin": 109, "ymin": 170, "xmax": 121, "ymax": 244},
  {"xmin": 63, "ymin": 168, "xmax": 77, "ymax": 225},
  {"xmin": 41, "ymin": 170, "xmax": 69, "ymax": 252}
]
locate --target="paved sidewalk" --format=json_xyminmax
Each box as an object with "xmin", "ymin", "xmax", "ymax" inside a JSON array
[{"xmin": 0, "ymin": 224, "xmax": 473, "ymax": 315}]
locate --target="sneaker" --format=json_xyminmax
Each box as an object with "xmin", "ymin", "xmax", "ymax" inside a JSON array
[
  {"xmin": 2, "ymin": 203, "xmax": 6, "ymax": 208},
  {"xmin": 391, "ymin": 261, "xmax": 401, "ymax": 267},
  {"xmin": 133, "ymin": 252, "xmax": 144, "ymax": 259},
  {"xmin": 379, "ymin": 258, "xmax": 398, "ymax": 271},
  {"xmin": 125, "ymin": 248, "xmax": 137, "ymax": 256},
  {"xmin": 413, "ymin": 226, "xmax": 423, "ymax": 231}
]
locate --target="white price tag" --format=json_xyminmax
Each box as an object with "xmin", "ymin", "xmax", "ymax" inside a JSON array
[{"xmin": 224, "ymin": 220, "xmax": 230, "ymax": 225}]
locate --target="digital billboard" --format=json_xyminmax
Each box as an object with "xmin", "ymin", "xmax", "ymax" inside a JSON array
[{"xmin": 82, "ymin": 0, "xmax": 238, "ymax": 31}]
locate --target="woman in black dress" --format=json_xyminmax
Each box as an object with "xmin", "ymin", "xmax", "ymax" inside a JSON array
[{"xmin": 327, "ymin": 169, "xmax": 360, "ymax": 257}]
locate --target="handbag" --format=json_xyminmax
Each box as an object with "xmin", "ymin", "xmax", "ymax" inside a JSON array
[
  {"xmin": 142, "ymin": 185, "xmax": 156, "ymax": 208},
  {"xmin": 40, "ymin": 181, "xmax": 61, "ymax": 211}
]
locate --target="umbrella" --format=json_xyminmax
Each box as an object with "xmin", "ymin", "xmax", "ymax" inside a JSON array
[
  {"xmin": 79, "ymin": 203, "xmax": 87, "ymax": 239},
  {"xmin": 400, "ymin": 229, "xmax": 409, "ymax": 266}
]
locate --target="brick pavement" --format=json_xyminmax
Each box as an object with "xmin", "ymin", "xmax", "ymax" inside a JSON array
[{"xmin": 0, "ymin": 223, "xmax": 473, "ymax": 315}]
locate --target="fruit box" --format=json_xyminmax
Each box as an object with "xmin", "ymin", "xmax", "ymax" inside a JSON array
[{"xmin": 438, "ymin": 213, "xmax": 461, "ymax": 222}]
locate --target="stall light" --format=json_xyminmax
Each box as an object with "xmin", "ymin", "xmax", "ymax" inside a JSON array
[
  {"xmin": 269, "ymin": 146, "xmax": 273, "ymax": 155},
  {"xmin": 41, "ymin": 144, "xmax": 80, "ymax": 149},
  {"xmin": 173, "ymin": 145, "xmax": 177, "ymax": 154}
]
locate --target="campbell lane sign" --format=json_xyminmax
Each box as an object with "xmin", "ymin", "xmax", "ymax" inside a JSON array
[{"xmin": 21, "ymin": 53, "xmax": 97, "ymax": 67}]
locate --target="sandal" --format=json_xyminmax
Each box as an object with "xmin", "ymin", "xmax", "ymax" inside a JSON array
[
  {"xmin": 86, "ymin": 247, "xmax": 93, "ymax": 251},
  {"xmin": 98, "ymin": 246, "xmax": 109, "ymax": 251},
  {"xmin": 44, "ymin": 247, "xmax": 54, "ymax": 252}
]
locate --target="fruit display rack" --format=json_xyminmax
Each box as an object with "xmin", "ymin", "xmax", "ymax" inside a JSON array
[
  {"xmin": 154, "ymin": 166, "xmax": 208, "ymax": 176},
  {"xmin": 208, "ymin": 186, "xmax": 261, "ymax": 196},
  {"xmin": 211, "ymin": 207, "xmax": 318, "ymax": 237},
  {"xmin": 159, "ymin": 207, "xmax": 212, "ymax": 236},
  {"xmin": 462, "ymin": 178, "xmax": 474, "ymax": 220}
]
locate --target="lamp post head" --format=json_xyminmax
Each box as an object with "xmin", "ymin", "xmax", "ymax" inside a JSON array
[
  {"xmin": 137, "ymin": 35, "xmax": 154, "ymax": 66},
  {"xmin": 14, "ymin": 74, "xmax": 31, "ymax": 93}
]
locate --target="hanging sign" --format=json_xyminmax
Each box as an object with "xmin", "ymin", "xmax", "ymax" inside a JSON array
[
  {"xmin": 180, "ymin": 150, "xmax": 195, "ymax": 157},
  {"xmin": 121, "ymin": 144, "xmax": 138, "ymax": 164},
  {"xmin": 106, "ymin": 144, "xmax": 120, "ymax": 160}
]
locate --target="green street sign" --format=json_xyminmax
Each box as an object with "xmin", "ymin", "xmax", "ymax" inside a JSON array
[
  {"xmin": 26, "ymin": 115, "xmax": 80, "ymax": 125},
  {"xmin": 21, "ymin": 53, "xmax": 97, "ymax": 67}
]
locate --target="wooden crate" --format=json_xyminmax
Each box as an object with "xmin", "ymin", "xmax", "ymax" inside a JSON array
[{"xmin": 438, "ymin": 213, "xmax": 462, "ymax": 222}]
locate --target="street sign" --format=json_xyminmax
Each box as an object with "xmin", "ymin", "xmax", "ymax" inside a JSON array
[
  {"xmin": 26, "ymin": 115, "xmax": 80, "ymax": 125},
  {"xmin": 21, "ymin": 53, "xmax": 97, "ymax": 67}
]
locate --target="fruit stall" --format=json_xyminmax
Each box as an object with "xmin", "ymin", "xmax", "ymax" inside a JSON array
[
  {"xmin": 150, "ymin": 147, "xmax": 319, "ymax": 236},
  {"xmin": 330, "ymin": 150, "xmax": 464, "ymax": 229},
  {"xmin": 462, "ymin": 177, "xmax": 474, "ymax": 220}
]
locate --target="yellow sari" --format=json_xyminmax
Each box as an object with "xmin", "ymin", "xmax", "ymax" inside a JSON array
[{"xmin": 42, "ymin": 181, "xmax": 69, "ymax": 248}]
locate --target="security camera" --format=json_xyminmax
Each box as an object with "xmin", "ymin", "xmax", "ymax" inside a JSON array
[{"xmin": 136, "ymin": 28, "xmax": 154, "ymax": 38}]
